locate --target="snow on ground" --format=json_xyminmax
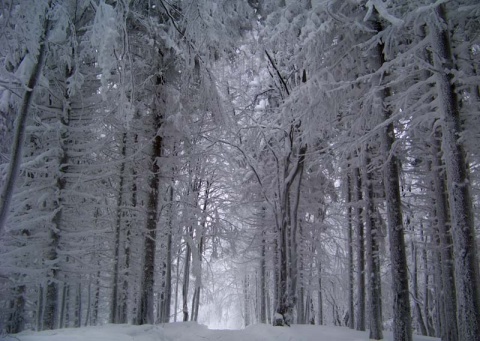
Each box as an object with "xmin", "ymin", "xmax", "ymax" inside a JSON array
[{"xmin": 3, "ymin": 322, "xmax": 440, "ymax": 341}]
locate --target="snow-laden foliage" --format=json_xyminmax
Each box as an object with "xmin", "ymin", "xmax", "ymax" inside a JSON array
[{"xmin": 0, "ymin": 0, "xmax": 479, "ymax": 340}]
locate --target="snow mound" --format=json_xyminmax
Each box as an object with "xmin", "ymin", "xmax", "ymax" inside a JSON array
[{"xmin": 3, "ymin": 323, "xmax": 440, "ymax": 341}]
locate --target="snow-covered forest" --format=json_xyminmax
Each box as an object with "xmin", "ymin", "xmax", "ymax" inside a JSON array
[{"xmin": 0, "ymin": 1, "xmax": 479, "ymax": 341}]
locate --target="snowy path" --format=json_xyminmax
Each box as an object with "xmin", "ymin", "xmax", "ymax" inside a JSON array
[{"xmin": 3, "ymin": 322, "xmax": 440, "ymax": 341}]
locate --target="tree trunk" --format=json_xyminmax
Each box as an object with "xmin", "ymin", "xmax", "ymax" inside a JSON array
[
  {"xmin": 6, "ymin": 284, "xmax": 26, "ymax": 334},
  {"xmin": 273, "ymin": 233, "xmax": 280, "ymax": 322},
  {"xmin": 370, "ymin": 14, "xmax": 412, "ymax": 340},
  {"xmin": 362, "ymin": 150, "xmax": 383, "ymax": 341},
  {"xmin": 137, "ymin": 113, "xmax": 162, "ymax": 325},
  {"xmin": 191, "ymin": 180, "xmax": 210, "ymax": 322},
  {"xmin": 244, "ymin": 274, "xmax": 250, "ymax": 327},
  {"xmin": 421, "ymin": 235, "xmax": 435, "ymax": 336},
  {"xmin": 429, "ymin": 5, "xmax": 480, "ymax": 341},
  {"xmin": 85, "ymin": 279, "xmax": 91, "ymax": 326},
  {"xmin": 354, "ymin": 167, "xmax": 366, "ymax": 331},
  {"xmin": 317, "ymin": 256, "xmax": 323, "ymax": 326},
  {"xmin": 158, "ymin": 183, "xmax": 173, "ymax": 323},
  {"xmin": 411, "ymin": 240, "xmax": 427, "ymax": 335},
  {"xmin": 183, "ymin": 228, "xmax": 192, "ymax": 322},
  {"xmin": 381, "ymin": 95, "xmax": 412, "ymax": 341},
  {"xmin": 121, "ymin": 133, "xmax": 138, "ymax": 324},
  {"xmin": 430, "ymin": 128, "xmax": 458, "ymax": 341},
  {"xmin": 92, "ymin": 269, "xmax": 100, "ymax": 326},
  {"xmin": 111, "ymin": 132, "xmax": 127, "ymax": 324},
  {"xmin": 61, "ymin": 283, "xmax": 70, "ymax": 328},
  {"xmin": 43, "ymin": 233, "xmax": 59, "ymax": 330},
  {"xmin": 260, "ymin": 227, "xmax": 267, "ymax": 324},
  {"xmin": 346, "ymin": 170, "xmax": 355, "ymax": 329},
  {"xmin": 297, "ymin": 219, "xmax": 305, "ymax": 324},
  {"xmin": 164, "ymin": 191, "xmax": 173, "ymax": 323},
  {"xmin": 266, "ymin": 282, "xmax": 272, "ymax": 324},
  {"xmin": 274, "ymin": 144, "xmax": 307, "ymax": 326},
  {"xmin": 291, "ymin": 160, "xmax": 305, "ymax": 325},
  {"xmin": 275, "ymin": 208, "xmax": 289, "ymax": 325},
  {"xmin": 36, "ymin": 285, "xmax": 44, "ymax": 331},
  {"xmin": 0, "ymin": 6, "xmax": 51, "ymax": 235},
  {"xmin": 59, "ymin": 283, "xmax": 67, "ymax": 328},
  {"xmin": 174, "ymin": 247, "xmax": 181, "ymax": 322},
  {"xmin": 431, "ymin": 226, "xmax": 445, "ymax": 339},
  {"xmin": 74, "ymin": 283, "xmax": 81, "ymax": 328}
]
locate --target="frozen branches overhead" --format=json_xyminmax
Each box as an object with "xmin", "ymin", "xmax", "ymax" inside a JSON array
[{"xmin": 0, "ymin": 1, "xmax": 479, "ymax": 340}]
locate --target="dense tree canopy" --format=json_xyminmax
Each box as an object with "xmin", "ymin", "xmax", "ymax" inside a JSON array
[{"xmin": 0, "ymin": 1, "xmax": 479, "ymax": 340}]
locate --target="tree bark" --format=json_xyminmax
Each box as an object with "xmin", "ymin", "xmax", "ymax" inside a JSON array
[
  {"xmin": 6, "ymin": 284, "xmax": 26, "ymax": 334},
  {"xmin": 369, "ymin": 14, "xmax": 412, "ymax": 340},
  {"xmin": 111, "ymin": 132, "xmax": 127, "ymax": 324},
  {"xmin": 354, "ymin": 167, "xmax": 366, "ymax": 331},
  {"xmin": 121, "ymin": 133, "xmax": 138, "ymax": 324},
  {"xmin": 174, "ymin": 245, "xmax": 181, "ymax": 322},
  {"xmin": 244, "ymin": 274, "xmax": 250, "ymax": 327},
  {"xmin": 297, "ymin": 219, "xmax": 305, "ymax": 325},
  {"xmin": 0, "ymin": 6, "xmax": 51, "ymax": 235},
  {"xmin": 430, "ymin": 128, "xmax": 458, "ymax": 341},
  {"xmin": 290, "ymin": 151, "xmax": 305, "ymax": 324},
  {"xmin": 411, "ymin": 240, "xmax": 427, "ymax": 335},
  {"xmin": 421, "ymin": 233, "xmax": 434, "ymax": 336},
  {"xmin": 191, "ymin": 180, "xmax": 210, "ymax": 322},
  {"xmin": 260, "ymin": 221, "xmax": 267, "ymax": 324},
  {"xmin": 158, "ymin": 183, "xmax": 173, "ymax": 323},
  {"xmin": 74, "ymin": 283, "xmax": 82, "ymax": 328},
  {"xmin": 317, "ymin": 255, "xmax": 323, "ymax": 326},
  {"xmin": 361, "ymin": 149, "xmax": 383, "ymax": 341},
  {"xmin": 346, "ymin": 169, "xmax": 355, "ymax": 329},
  {"xmin": 137, "ymin": 113, "xmax": 162, "ymax": 325},
  {"xmin": 429, "ymin": 5, "xmax": 480, "ymax": 341},
  {"xmin": 274, "ymin": 144, "xmax": 307, "ymax": 326},
  {"xmin": 183, "ymin": 227, "xmax": 192, "ymax": 322},
  {"xmin": 36, "ymin": 285, "xmax": 44, "ymax": 331}
]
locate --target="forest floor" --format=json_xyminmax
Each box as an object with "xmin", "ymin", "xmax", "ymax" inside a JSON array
[{"xmin": 2, "ymin": 322, "xmax": 441, "ymax": 341}]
